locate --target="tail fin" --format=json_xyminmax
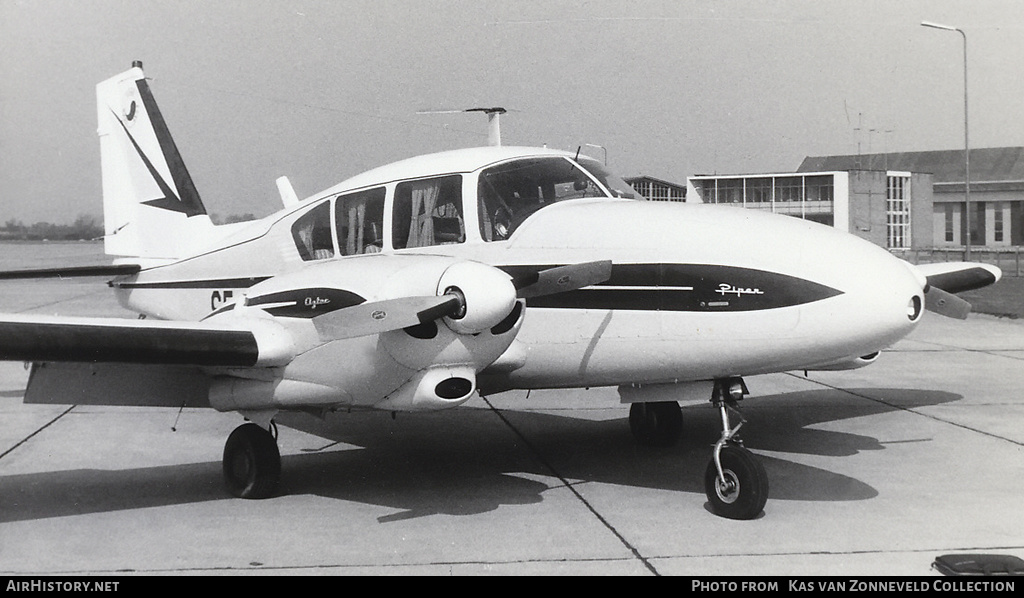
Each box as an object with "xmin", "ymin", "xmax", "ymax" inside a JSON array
[{"xmin": 96, "ymin": 61, "xmax": 215, "ymax": 259}]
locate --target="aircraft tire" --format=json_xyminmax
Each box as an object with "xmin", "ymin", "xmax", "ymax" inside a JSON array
[
  {"xmin": 629, "ymin": 401, "xmax": 683, "ymax": 447},
  {"xmin": 223, "ymin": 423, "xmax": 281, "ymax": 499},
  {"xmin": 704, "ymin": 444, "xmax": 768, "ymax": 520}
]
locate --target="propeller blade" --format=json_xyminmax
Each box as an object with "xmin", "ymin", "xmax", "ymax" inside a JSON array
[
  {"xmin": 925, "ymin": 286, "xmax": 971, "ymax": 320},
  {"xmin": 313, "ymin": 295, "xmax": 461, "ymax": 341},
  {"xmin": 513, "ymin": 260, "xmax": 613, "ymax": 299}
]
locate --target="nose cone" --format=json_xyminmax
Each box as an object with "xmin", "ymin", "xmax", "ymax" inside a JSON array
[{"xmin": 820, "ymin": 239, "xmax": 925, "ymax": 347}]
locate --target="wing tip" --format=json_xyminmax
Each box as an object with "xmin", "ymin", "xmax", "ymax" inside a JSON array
[{"xmin": 919, "ymin": 261, "xmax": 1002, "ymax": 294}]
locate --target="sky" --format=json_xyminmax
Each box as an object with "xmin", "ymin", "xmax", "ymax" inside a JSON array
[{"xmin": 2, "ymin": 0, "xmax": 1024, "ymax": 224}]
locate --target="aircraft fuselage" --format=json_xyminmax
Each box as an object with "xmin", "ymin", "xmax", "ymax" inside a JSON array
[{"xmin": 107, "ymin": 147, "xmax": 924, "ymax": 409}]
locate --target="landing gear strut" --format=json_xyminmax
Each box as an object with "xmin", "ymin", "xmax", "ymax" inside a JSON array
[
  {"xmin": 703, "ymin": 378, "xmax": 768, "ymax": 520},
  {"xmin": 223, "ymin": 422, "xmax": 281, "ymax": 499}
]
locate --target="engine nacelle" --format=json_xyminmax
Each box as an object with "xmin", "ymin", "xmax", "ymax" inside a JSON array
[
  {"xmin": 806, "ymin": 352, "xmax": 881, "ymax": 371},
  {"xmin": 203, "ymin": 255, "xmax": 524, "ymax": 413},
  {"xmin": 374, "ymin": 366, "xmax": 477, "ymax": 411},
  {"xmin": 208, "ymin": 376, "xmax": 353, "ymax": 412}
]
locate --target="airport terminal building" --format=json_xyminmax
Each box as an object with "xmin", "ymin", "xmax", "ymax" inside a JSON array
[
  {"xmin": 623, "ymin": 175, "xmax": 687, "ymax": 202},
  {"xmin": 683, "ymin": 146, "xmax": 1024, "ymax": 251}
]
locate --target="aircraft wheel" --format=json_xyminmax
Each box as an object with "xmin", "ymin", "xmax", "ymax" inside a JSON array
[
  {"xmin": 223, "ymin": 423, "xmax": 281, "ymax": 499},
  {"xmin": 704, "ymin": 444, "xmax": 768, "ymax": 520},
  {"xmin": 629, "ymin": 401, "xmax": 682, "ymax": 447}
]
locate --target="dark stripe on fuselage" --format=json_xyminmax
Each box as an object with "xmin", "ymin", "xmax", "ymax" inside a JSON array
[
  {"xmin": 501, "ymin": 263, "xmax": 842, "ymax": 312},
  {"xmin": 113, "ymin": 263, "xmax": 842, "ymax": 314},
  {"xmin": 0, "ymin": 321, "xmax": 259, "ymax": 366},
  {"xmin": 247, "ymin": 287, "xmax": 366, "ymax": 318}
]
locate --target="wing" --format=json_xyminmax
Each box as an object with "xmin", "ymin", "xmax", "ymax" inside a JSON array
[
  {"xmin": 0, "ymin": 264, "xmax": 141, "ymax": 280},
  {"xmin": 0, "ymin": 313, "xmax": 267, "ymax": 408},
  {"xmin": 5, "ymin": 259, "xmax": 613, "ymax": 410},
  {"xmin": 916, "ymin": 262, "xmax": 1001, "ymax": 294},
  {"xmin": 913, "ymin": 262, "xmax": 1002, "ymax": 320},
  {"xmin": 0, "ymin": 313, "xmax": 266, "ymax": 366}
]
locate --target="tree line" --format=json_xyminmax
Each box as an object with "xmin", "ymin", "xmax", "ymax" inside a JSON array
[{"xmin": 1, "ymin": 214, "xmax": 104, "ymax": 241}]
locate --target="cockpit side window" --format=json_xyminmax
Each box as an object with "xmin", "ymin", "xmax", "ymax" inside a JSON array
[
  {"xmin": 335, "ymin": 187, "xmax": 385, "ymax": 255},
  {"xmin": 478, "ymin": 157, "xmax": 607, "ymax": 241},
  {"xmin": 392, "ymin": 175, "xmax": 464, "ymax": 249},
  {"xmin": 291, "ymin": 200, "xmax": 335, "ymax": 261}
]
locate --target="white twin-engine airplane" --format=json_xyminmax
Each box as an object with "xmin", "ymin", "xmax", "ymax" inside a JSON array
[{"xmin": 0, "ymin": 63, "xmax": 1002, "ymax": 520}]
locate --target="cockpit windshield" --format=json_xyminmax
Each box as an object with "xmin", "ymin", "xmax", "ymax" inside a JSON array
[
  {"xmin": 478, "ymin": 157, "xmax": 616, "ymax": 241},
  {"xmin": 576, "ymin": 157, "xmax": 641, "ymax": 200}
]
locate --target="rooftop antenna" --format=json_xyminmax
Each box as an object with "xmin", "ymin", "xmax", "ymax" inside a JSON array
[
  {"xmin": 853, "ymin": 112, "xmax": 864, "ymax": 169},
  {"xmin": 417, "ymin": 106, "xmax": 509, "ymax": 146}
]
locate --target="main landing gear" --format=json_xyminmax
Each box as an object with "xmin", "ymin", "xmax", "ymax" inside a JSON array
[
  {"xmin": 629, "ymin": 401, "xmax": 683, "ymax": 447},
  {"xmin": 222, "ymin": 422, "xmax": 281, "ymax": 499},
  {"xmin": 628, "ymin": 377, "xmax": 769, "ymax": 520}
]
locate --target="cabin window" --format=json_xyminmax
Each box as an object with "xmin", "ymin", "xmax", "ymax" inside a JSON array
[
  {"xmin": 392, "ymin": 175, "xmax": 464, "ymax": 249},
  {"xmin": 335, "ymin": 187, "xmax": 386, "ymax": 255},
  {"xmin": 291, "ymin": 200, "xmax": 335, "ymax": 261},
  {"xmin": 478, "ymin": 157, "xmax": 606, "ymax": 241}
]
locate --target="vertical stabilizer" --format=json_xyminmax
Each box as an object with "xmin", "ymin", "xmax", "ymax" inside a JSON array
[{"xmin": 97, "ymin": 61, "xmax": 215, "ymax": 259}]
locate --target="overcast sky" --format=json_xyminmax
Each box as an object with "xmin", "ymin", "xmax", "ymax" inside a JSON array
[{"xmin": 2, "ymin": 0, "xmax": 1023, "ymax": 224}]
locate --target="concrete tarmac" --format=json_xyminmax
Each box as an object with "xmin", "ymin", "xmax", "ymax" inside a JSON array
[{"xmin": 1, "ymin": 276, "xmax": 1023, "ymax": 576}]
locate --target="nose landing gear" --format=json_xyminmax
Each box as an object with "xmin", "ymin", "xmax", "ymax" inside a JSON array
[{"xmin": 704, "ymin": 378, "xmax": 768, "ymax": 520}]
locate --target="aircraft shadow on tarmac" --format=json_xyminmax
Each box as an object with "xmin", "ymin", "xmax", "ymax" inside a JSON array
[{"xmin": 0, "ymin": 387, "xmax": 960, "ymax": 523}]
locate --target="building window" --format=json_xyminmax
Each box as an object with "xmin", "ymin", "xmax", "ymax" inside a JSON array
[
  {"xmin": 746, "ymin": 178, "xmax": 773, "ymax": 204},
  {"xmin": 944, "ymin": 204, "xmax": 955, "ymax": 243},
  {"xmin": 886, "ymin": 175, "xmax": 911, "ymax": 249},
  {"xmin": 804, "ymin": 175, "xmax": 834, "ymax": 202},
  {"xmin": 994, "ymin": 202, "xmax": 1004, "ymax": 243},
  {"xmin": 716, "ymin": 179, "xmax": 743, "ymax": 204},
  {"xmin": 700, "ymin": 181, "xmax": 718, "ymax": 203},
  {"xmin": 775, "ymin": 177, "xmax": 803, "ymax": 202}
]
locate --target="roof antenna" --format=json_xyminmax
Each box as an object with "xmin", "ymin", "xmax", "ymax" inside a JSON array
[
  {"xmin": 466, "ymin": 107, "xmax": 507, "ymax": 146},
  {"xmin": 418, "ymin": 107, "xmax": 508, "ymax": 146},
  {"xmin": 171, "ymin": 401, "xmax": 185, "ymax": 431}
]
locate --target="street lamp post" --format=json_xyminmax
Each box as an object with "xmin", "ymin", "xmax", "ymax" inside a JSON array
[{"xmin": 921, "ymin": 20, "xmax": 971, "ymax": 260}]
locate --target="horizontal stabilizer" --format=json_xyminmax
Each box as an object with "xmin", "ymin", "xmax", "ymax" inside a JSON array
[{"xmin": 0, "ymin": 264, "xmax": 141, "ymax": 280}]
